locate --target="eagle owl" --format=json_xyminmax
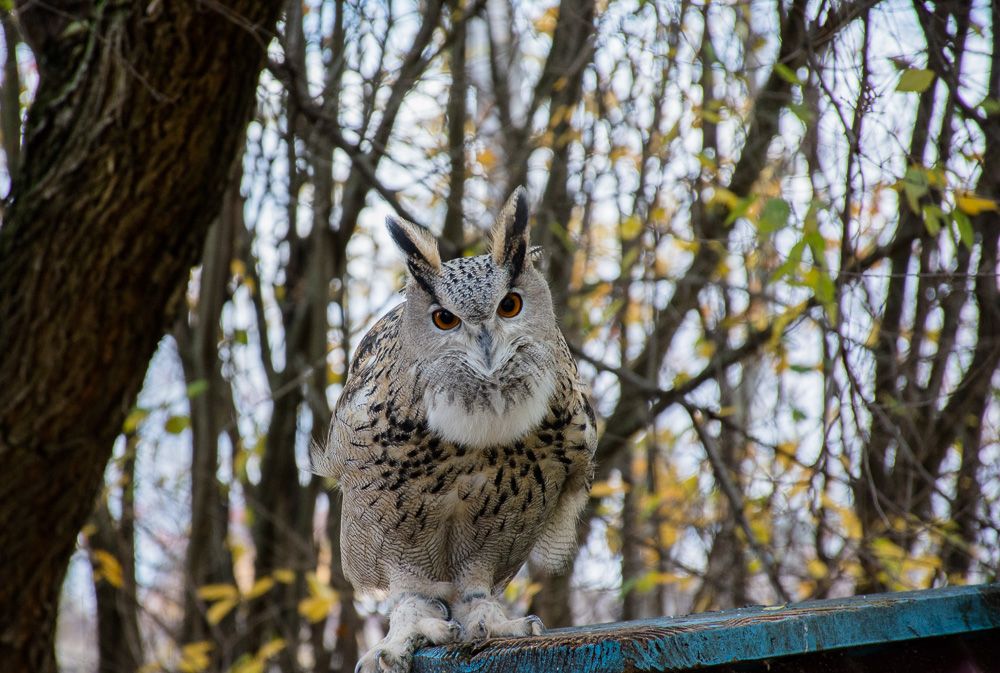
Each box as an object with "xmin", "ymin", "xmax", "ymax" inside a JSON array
[{"xmin": 315, "ymin": 188, "xmax": 597, "ymax": 673}]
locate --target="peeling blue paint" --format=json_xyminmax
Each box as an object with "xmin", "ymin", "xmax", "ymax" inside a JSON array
[{"xmin": 412, "ymin": 584, "xmax": 1000, "ymax": 673}]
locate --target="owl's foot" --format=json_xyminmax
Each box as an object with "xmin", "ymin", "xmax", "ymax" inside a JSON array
[
  {"xmin": 453, "ymin": 593, "xmax": 546, "ymax": 640},
  {"xmin": 355, "ymin": 595, "xmax": 463, "ymax": 673}
]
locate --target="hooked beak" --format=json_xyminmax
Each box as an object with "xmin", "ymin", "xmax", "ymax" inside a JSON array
[{"xmin": 477, "ymin": 326, "xmax": 496, "ymax": 371}]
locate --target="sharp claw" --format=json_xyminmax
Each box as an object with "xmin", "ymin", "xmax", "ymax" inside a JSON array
[
  {"xmin": 447, "ymin": 620, "xmax": 465, "ymax": 640},
  {"xmin": 527, "ymin": 614, "xmax": 546, "ymax": 635},
  {"xmin": 475, "ymin": 618, "xmax": 488, "ymax": 639},
  {"xmin": 354, "ymin": 660, "xmax": 364, "ymax": 673}
]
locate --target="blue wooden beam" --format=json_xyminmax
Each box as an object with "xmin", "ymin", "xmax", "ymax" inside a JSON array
[{"xmin": 413, "ymin": 583, "xmax": 1000, "ymax": 673}]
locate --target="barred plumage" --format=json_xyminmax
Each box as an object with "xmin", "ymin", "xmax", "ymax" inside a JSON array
[{"xmin": 314, "ymin": 188, "xmax": 596, "ymax": 673}]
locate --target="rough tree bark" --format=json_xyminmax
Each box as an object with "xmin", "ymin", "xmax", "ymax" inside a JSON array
[{"xmin": 0, "ymin": 1, "xmax": 283, "ymax": 670}]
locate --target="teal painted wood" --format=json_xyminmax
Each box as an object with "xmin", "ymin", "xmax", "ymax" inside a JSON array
[{"xmin": 412, "ymin": 583, "xmax": 1000, "ymax": 673}]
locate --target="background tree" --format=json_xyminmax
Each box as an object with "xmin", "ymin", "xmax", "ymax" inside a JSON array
[{"xmin": 0, "ymin": 1, "xmax": 283, "ymax": 671}]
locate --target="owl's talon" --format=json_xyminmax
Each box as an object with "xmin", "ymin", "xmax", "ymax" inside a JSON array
[
  {"xmin": 375, "ymin": 648, "xmax": 412, "ymax": 673},
  {"xmin": 526, "ymin": 614, "xmax": 546, "ymax": 635},
  {"xmin": 446, "ymin": 619, "xmax": 465, "ymax": 640}
]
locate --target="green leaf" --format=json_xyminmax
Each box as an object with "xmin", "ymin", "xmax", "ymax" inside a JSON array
[
  {"xmin": 771, "ymin": 240, "xmax": 805, "ymax": 283},
  {"xmin": 979, "ymin": 97, "xmax": 1000, "ymax": 116},
  {"xmin": 804, "ymin": 267, "xmax": 835, "ymax": 307},
  {"xmin": 896, "ymin": 68, "xmax": 935, "ymax": 93},
  {"xmin": 723, "ymin": 195, "xmax": 755, "ymax": 227},
  {"xmin": 921, "ymin": 204, "xmax": 943, "ymax": 236},
  {"xmin": 0, "ymin": 0, "xmax": 12, "ymax": 12},
  {"xmin": 759, "ymin": 198, "xmax": 791, "ymax": 234},
  {"xmin": 773, "ymin": 63, "xmax": 802, "ymax": 86},
  {"xmin": 952, "ymin": 210, "xmax": 974, "ymax": 249},
  {"xmin": 186, "ymin": 380, "xmax": 209, "ymax": 399},
  {"xmin": 233, "ymin": 329, "xmax": 249, "ymax": 345},
  {"xmin": 123, "ymin": 407, "xmax": 150, "ymax": 434},
  {"xmin": 901, "ymin": 166, "xmax": 929, "ymax": 213},
  {"xmin": 165, "ymin": 415, "xmax": 191, "ymax": 434},
  {"xmin": 788, "ymin": 103, "xmax": 813, "ymax": 124},
  {"xmin": 620, "ymin": 215, "xmax": 643, "ymax": 241}
]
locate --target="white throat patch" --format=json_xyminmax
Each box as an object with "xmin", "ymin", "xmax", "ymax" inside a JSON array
[{"xmin": 424, "ymin": 371, "xmax": 556, "ymax": 448}]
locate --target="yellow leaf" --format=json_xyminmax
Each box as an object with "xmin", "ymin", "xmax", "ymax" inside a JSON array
[
  {"xmin": 675, "ymin": 238, "xmax": 700, "ymax": 253},
  {"xmin": 229, "ymin": 540, "xmax": 248, "ymax": 564},
  {"xmin": 245, "ymin": 577, "xmax": 275, "ymax": 600},
  {"xmin": 708, "ymin": 187, "xmax": 739, "ymax": 209},
  {"xmin": 533, "ymin": 6, "xmax": 559, "ymax": 34},
  {"xmin": 589, "ymin": 480, "xmax": 626, "ymax": 498},
  {"xmin": 229, "ymin": 659, "xmax": 263, "ymax": 673},
  {"xmin": 257, "ymin": 638, "xmax": 287, "ymax": 661},
  {"xmin": 206, "ymin": 598, "xmax": 237, "ymax": 626},
  {"xmin": 476, "ymin": 148, "xmax": 497, "ymax": 170},
  {"xmin": 806, "ymin": 558, "xmax": 827, "ymax": 579},
  {"xmin": 92, "ymin": 550, "xmax": 124, "ymax": 589},
  {"xmin": 620, "ymin": 215, "xmax": 643, "ymax": 241},
  {"xmin": 183, "ymin": 642, "xmax": 215, "ymax": 656},
  {"xmin": 298, "ymin": 596, "xmax": 334, "ymax": 623},
  {"xmin": 179, "ymin": 641, "xmax": 214, "ymax": 673},
  {"xmin": 659, "ymin": 523, "xmax": 678, "ymax": 548},
  {"xmin": 273, "ymin": 568, "xmax": 295, "ymax": 584},
  {"xmin": 305, "ymin": 571, "xmax": 336, "ymax": 600},
  {"xmin": 865, "ymin": 321, "xmax": 881, "ymax": 348},
  {"xmin": 797, "ymin": 579, "xmax": 816, "ymax": 599},
  {"xmin": 197, "ymin": 584, "xmax": 239, "ymax": 601},
  {"xmin": 841, "ymin": 508, "xmax": 862, "ymax": 540},
  {"xmin": 695, "ymin": 340, "xmax": 716, "ymax": 359},
  {"xmin": 955, "ymin": 193, "xmax": 998, "ymax": 215},
  {"xmin": 609, "ymin": 146, "xmax": 629, "ymax": 162},
  {"xmin": 123, "ymin": 407, "xmax": 149, "ymax": 433}
]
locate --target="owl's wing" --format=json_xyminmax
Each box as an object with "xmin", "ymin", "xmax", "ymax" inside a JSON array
[
  {"xmin": 312, "ymin": 383, "xmax": 370, "ymax": 480},
  {"xmin": 529, "ymin": 389, "xmax": 597, "ymax": 575},
  {"xmin": 311, "ymin": 305, "xmax": 404, "ymax": 481}
]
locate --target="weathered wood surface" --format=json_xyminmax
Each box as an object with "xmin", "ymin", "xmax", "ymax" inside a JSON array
[{"xmin": 413, "ymin": 584, "xmax": 1000, "ymax": 672}]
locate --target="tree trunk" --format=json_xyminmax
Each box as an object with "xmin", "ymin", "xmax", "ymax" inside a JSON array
[
  {"xmin": 175, "ymin": 180, "xmax": 242, "ymax": 668},
  {"xmin": 89, "ymin": 441, "xmax": 143, "ymax": 673},
  {"xmin": 441, "ymin": 15, "xmax": 467, "ymax": 261},
  {"xmin": 0, "ymin": 2, "xmax": 282, "ymax": 670}
]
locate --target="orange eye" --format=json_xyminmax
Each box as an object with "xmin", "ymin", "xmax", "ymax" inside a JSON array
[
  {"xmin": 497, "ymin": 292, "xmax": 523, "ymax": 318},
  {"xmin": 432, "ymin": 309, "xmax": 461, "ymax": 330}
]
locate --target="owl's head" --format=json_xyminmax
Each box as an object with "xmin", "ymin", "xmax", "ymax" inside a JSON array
[{"xmin": 387, "ymin": 188, "xmax": 561, "ymax": 448}]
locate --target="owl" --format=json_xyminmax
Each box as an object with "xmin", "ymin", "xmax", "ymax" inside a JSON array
[{"xmin": 314, "ymin": 188, "xmax": 597, "ymax": 673}]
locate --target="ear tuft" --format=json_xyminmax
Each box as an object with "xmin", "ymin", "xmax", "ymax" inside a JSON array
[
  {"xmin": 386, "ymin": 216, "xmax": 442, "ymax": 273},
  {"xmin": 491, "ymin": 186, "xmax": 531, "ymax": 276}
]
